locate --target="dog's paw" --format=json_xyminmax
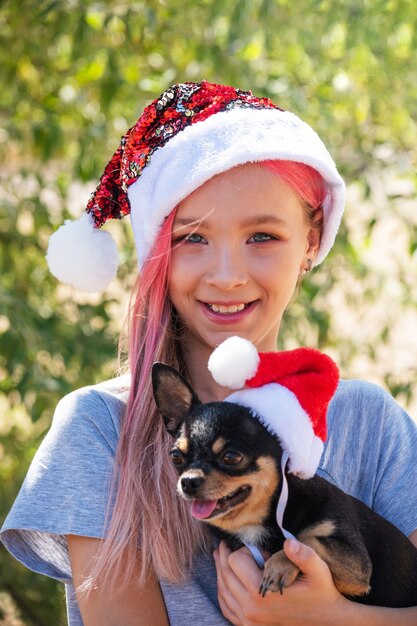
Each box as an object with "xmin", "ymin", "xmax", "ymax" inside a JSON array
[{"xmin": 259, "ymin": 551, "xmax": 300, "ymax": 597}]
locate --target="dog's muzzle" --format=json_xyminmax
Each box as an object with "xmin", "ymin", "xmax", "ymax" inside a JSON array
[{"xmin": 180, "ymin": 471, "xmax": 205, "ymax": 496}]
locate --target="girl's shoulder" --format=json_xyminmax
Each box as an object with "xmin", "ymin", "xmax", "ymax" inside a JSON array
[
  {"xmin": 52, "ymin": 374, "xmax": 131, "ymax": 438},
  {"xmin": 327, "ymin": 377, "xmax": 417, "ymax": 453},
  {"xmin": 328, "ymin": 377, "xmax": 413, "ymax": 433},
  {"xmin": 59, "ymin": 373, "xmax": 131, "ymax": 409},
  {"xmin": 332, "ymin": 377, "xmax": 393, "ymax": 407}
]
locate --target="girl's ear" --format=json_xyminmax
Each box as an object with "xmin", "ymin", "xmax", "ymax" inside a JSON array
[
  {"xmin": 152, "ymin": 363, "xmax": 200, "ymax": 435},
  {"xmin": 305, "ymin": 206, "xmax": 323, "ymax": 264}
]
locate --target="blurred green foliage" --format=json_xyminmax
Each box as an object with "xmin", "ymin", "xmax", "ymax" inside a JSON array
[{"xmin": 1, "ymin": 0, "xmax": 416, "ymax": 623}]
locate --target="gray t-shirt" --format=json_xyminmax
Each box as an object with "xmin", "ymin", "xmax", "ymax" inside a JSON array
[{"xmin": 2, "ymin": 377, "xmax": 417, "ymax": 625}]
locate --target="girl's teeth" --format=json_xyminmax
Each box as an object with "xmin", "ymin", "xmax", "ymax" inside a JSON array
[{"xmin": 209, "ymin": 303, "xmax": 246, "ymax": 314}]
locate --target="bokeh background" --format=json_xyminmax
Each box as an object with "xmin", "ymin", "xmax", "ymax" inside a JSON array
[{"xmin": 1, "ymin": 1, "xmax": 416, "ymax": 623}]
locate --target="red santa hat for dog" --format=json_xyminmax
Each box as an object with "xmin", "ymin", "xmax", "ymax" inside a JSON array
[{"xmin": 208, "ymin": 336, "xmax": 339, "ymax": 479}]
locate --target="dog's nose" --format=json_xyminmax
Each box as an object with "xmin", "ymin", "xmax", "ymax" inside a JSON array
[{"xmin": 181, "ymin": 475, "xmax": 204, "ymax": 495}]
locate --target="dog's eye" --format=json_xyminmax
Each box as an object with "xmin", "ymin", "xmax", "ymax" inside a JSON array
[
  {"xmin": 223, "ymin": 451, "xmax": 243, "ymax": 465},
  {"xmin": 170, "ymin": 449, "xmax": 184, "ymax": 465}
]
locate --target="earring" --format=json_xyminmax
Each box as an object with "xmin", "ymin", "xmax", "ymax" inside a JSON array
[{"xmin": 304, "ymin": 258, "xmax": 312, "ymax": 272}]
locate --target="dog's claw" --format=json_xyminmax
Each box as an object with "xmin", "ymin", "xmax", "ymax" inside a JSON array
[
  {"xmin": 259, "ymin": 576, "xmax": 272, "ymax": 597},
  {"xmin": 259, "ymin": 550, "xmax": 300, "ymax": 597}
]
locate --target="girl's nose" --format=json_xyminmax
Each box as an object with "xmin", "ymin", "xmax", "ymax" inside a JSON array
[{"xmin": 205, "ymin": 247, "xmax": 248, "ymax": 290}]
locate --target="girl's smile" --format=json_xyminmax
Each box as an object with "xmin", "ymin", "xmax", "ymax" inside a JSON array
[
  {"xmin": 199, "ymin": 299, "xmax": 257, "ymax": 325},
  {"xmin": 168, "ymin": 162, "xmax": 320, "ymax": 367}
]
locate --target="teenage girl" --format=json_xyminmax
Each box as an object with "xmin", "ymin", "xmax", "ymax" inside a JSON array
[{"xmin": 2, "ymin": 81, "xmax": 417, "ymax": 625}]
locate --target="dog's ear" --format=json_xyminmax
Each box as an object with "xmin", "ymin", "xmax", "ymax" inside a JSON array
[{"xmin": 152, "ymin": 363, "xmax": 199, "ymax": 435}]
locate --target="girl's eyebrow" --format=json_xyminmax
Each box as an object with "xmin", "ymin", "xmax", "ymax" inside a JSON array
[
  {"xmin": 240, "ymin": 214, "xmax": 288, "ymax": 227},
  {"xmin": 174, "ymin": 214, "xmax": 287, "ymax": 227},
  {"xmin": 174, "ymin": 217, "xmax": 203, "ymax": 226},
  {"xmin": 173, "ymin": 208, "xmax": 215, "ymax": 229}
]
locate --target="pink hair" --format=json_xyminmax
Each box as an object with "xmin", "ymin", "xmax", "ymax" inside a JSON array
[
  {"xmin": 262, "ymin": 159, "xmax": 326, "ymax": 214},
  {"xmin": 89, "ymin": 208, "xmax": 208, "ymax": 592},
  {"xmin": 89, "ymin": 160, "xmax": 326, "ymax": 591}
]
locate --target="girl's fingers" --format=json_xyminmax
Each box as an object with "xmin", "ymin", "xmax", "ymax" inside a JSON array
[
  {"xmin": 283, "ymin": 538, "xmax": 334, "ymax": 586},
  {"xmin": 213, "ymin": 547, "xmax": 241, "ymax": 624},
  {"xmin": 222, "ymin": 542, "xmax": 264, "ymax": 591},
  {"xmin": 214, "ymin": 541, "xmax": 268, "ymax": 625}
]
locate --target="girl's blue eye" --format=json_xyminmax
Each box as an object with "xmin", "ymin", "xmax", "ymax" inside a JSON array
[
  {"xmin": 185, "ymin": 233, "xmax": 206, "ymax": 244},
  {"xmin": 249, "ymin": 233, "xmax": 275, "ymax": 243},
  {"xmin": 172, "ymin": 231, "xmax": 207, "ymax": 245}
]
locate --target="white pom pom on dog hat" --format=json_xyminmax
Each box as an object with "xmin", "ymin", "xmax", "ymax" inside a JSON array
[
  {"xmin": 46, "ymin": 81, "xmax": 345, "ymax": 291},
  {"xmin": 208, "ymin": 336, "xmax": 340, "ymax": 479},
  {"xmin": 208, "ymin": 336, "xmax": 260, "ymax": 389}
]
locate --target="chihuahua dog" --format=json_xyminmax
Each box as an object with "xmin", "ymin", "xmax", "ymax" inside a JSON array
[{"xmin": 152, "ymin": 362, "xmax": 417, "ymax": 608}]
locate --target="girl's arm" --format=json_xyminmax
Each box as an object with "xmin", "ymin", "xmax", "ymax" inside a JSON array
[
  {"xmin": 68, "ymin": 535, "xmax": 169, "ymax": 626},
  {"xmin": 214, "ymin": 535, "xmax": 417, "ymax": 626}
]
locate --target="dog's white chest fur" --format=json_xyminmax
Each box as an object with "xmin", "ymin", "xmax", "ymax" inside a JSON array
[{"xmin": 237, "ymin": 524, "xmax": 270, "ymax": 546}]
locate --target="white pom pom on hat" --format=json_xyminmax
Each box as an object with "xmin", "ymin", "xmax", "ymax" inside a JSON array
[
  {"xmin": 208, "ymin": 336, "xmax": 339, "ymax": 479},
  {"xmin": 46, "ymin": 81, "xmax": 345, "ymax": 291},
  {"xmin": 46, "ymin": 213, "xmax": 119, "ymax": 292},
  {"xmin": 208, "ymin": 336, "xmax": 260, "ymax": 389}
]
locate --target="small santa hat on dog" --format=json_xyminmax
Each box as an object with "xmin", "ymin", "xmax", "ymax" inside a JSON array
[
  {"xmin": 46, "ymin": 81, "xmax": 345, "ymax": 292},
  {"xmin": 208, "ymin": 336, "xmax": 339, "ymax": 479}
]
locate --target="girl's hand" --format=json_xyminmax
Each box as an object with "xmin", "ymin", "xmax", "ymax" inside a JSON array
[{"xmin": 214, "ymin": 538, "xmax": 350, "ymax": 626}]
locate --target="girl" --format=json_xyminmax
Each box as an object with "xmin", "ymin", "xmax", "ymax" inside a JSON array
[{"xmin": 2, "ymin": 81, "xmax": 417, "ymax": 626}]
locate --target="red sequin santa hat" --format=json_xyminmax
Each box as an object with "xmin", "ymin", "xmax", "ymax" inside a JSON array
[
  {"xmin": 208, "ymin": 336, "xmax": 339, "ymax": 479},
  {"xmin": 46, "ymin": 81, "xmax": 346, "ymax": 292}
]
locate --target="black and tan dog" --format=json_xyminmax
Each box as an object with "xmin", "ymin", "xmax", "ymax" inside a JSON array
[{"xmin": 152, "ymin": 363, "xmax": 417, "ymax": 608}]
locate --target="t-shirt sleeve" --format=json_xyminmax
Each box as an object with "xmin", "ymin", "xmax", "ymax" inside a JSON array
[
  {"xmin": 0, "ymin": 385, "xmax": 121, "ymax": 583},
  {"xmin": 321, "ymin": 380, "xmax": 417, "ymax": 538}
]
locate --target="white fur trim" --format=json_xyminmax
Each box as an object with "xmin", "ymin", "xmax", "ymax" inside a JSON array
[
  {"xmin": 46, "ymin": 213, "xmax": 119, "ymax": 292},
  {"xmin": 226, "ymin": 383, "xmax": 323, "ymax": 478},
  {"xmin": 128, "ymin": 107, "xmax": 345, "ymax": 268},
  {"xmin": 208, "ymin": 336, "xmax": 259, "ymax": 389}
]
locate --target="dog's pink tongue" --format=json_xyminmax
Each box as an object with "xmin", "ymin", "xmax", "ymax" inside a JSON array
[{"xmin": 191, "ymin": 499, "xmax": 218, "ymax": 520}]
